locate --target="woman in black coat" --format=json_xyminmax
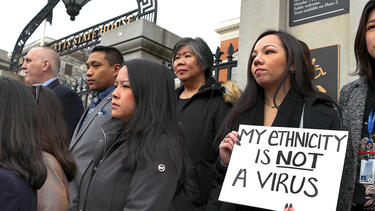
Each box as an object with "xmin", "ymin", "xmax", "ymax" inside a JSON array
[
  {"xmin": 70, "ymin": 59, "xmax": 186, "ymax": 211},
  {"xmin": 206, "ymin": 30, "xmax": 355, "ymax": 211},
  {"xmin": 172, "ymin": 37, "xmax": 241, "ymax": 210},
  {"xmin": 0, "ymin": 77, "xmax": 47, "ymax": 211}
]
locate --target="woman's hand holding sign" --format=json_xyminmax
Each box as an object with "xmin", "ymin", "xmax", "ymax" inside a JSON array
[
  {"xmin": 219, "ymin": 131, "xmax": 241, "ymax": 165},
  {"xmin": 220, "ymin": 130, "xmax": 298, "ymax": 211}
]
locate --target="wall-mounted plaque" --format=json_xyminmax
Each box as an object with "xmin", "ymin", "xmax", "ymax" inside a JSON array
[
  {"xmin": 290, "ymin": 0, "xmax": 349, "ymax": 26},
  {"xmin": 310, "ymin": 44, "xmax": 340, "ymax": 101}
]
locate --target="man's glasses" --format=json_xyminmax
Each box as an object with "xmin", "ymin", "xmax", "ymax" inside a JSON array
[{"xmin": 32, "ymin": 84, "xmax": 41, "ymax": 103}]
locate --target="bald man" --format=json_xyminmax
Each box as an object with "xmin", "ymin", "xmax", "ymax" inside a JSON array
[{"xmin": 22, "ymin": 46, "xmax": 84, "ymax": 140}]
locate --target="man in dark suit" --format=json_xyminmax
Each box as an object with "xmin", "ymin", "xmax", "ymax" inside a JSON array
[
  {"xmin": 21, "ymin": 46, "xmax": 84, "ymax": 140},
  {"xmin": 69, "ymin": 46, "xmax": 124, "ymax": 200}
]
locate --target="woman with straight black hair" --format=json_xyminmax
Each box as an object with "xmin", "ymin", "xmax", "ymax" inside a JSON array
[
  {"xmin": 30, "ymin": 85, "xmax": 77, "ymax": 211},
  {"xmin": 0, "ymin": 76, "xmax": 47, "ymax": 211},
  {"xmin": 206, "ymin": 30, "xmax": 354, "ymax": 211},
  {"xmin": 172, "ymin": 37, "xmax": 240, "ymax": 210},
  {"xmin": 340, "ymin": 1, "xmax": 375, "ymax": 210},
  {"xmin": 70, "ymin": 58, "xmax": 185, "ymax": 211}
]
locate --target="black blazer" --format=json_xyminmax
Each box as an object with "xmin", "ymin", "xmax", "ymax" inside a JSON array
[{"xmin": 47, "ymin": 79, "xmax": 84, "ymax": 140}]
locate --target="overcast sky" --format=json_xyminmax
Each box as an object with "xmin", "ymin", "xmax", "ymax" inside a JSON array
[{"xmin": 0, "ymin": 0, "xmax": 241, "ymax": 53}]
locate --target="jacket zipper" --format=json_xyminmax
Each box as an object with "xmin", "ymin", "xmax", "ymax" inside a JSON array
[
  {"xmin": 93, "ymin": 128, "xmax": 126, "ymax": 172},
  {"xmin": 81, "ymin": 128, "xmax": 125, "ymax": 210}
]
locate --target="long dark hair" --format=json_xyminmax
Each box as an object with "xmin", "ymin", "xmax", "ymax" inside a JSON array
[
  {"xmin": 30, "ymin": 85, "xmax": 76, "ymax": 181},
  {"xmin": 354, "ymin": 0, "xmax": 375, "ymax": 80},
  {"xmin": 121, "ymin": 59, "xmax": 185, "ymax": 171},
  {"xmin": 219, "ymin": 30, "xmax": 316, "ymax": 139},
  {"xmin": 0, "ymin": 77, "xmax": 47, "ymax": 189},
  {"xmin": 172, "ymin": 37, "xmax": 214, "ymax": 79}
]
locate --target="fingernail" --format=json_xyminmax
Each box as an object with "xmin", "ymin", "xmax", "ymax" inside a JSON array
[
  {"xmin": 289, "ymin": 203, "xmax": 293, "ymax": 208},
  {"xmin": 284, "ymin": 203, "xmax": 288, "ymax": 209},
  {"xmin": 236, "ymin": 140, "xmax": 241, "ymax": 146}
]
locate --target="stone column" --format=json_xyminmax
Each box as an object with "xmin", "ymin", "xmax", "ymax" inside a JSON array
[
  {"xmin": 0, "ymin": 49, "xmax": 10, "ymax": 71},
  {"xmin": 0, "ymin": 49, "xmax": 22, "ymax": 80},
  {"xmin": 100, "ymin": 19, "xmax": 181, "ymax": 63}
]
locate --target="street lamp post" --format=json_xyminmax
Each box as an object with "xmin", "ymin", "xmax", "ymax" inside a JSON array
[{"xmin": 62, "ymin": 0, "xmax": 91, "ymax": 21}]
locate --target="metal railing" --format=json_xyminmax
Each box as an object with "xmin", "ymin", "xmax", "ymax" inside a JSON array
[
  {"xmin": 212, "ymin": 43, "xmax": 237, "ymax": 81},
  {"xmin": 61, "ymin": 78, "xmax": 93, "ymax": 109}
]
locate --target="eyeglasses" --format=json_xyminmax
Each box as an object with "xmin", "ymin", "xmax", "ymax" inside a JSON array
[{"xmin": 32, "ymin": 84, "xmax": 41, "ymax": 103}]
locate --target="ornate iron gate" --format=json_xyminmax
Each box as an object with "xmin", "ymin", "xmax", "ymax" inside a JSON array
[{"xmin": 10, "ymin": 0, "xmax": 158, "ymax": 72}]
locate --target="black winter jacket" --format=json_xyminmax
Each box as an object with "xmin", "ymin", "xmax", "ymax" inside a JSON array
[
  {"xmin": 70, "ymin": 118, "xmax": 183, "ymax": 211},
  {"xmin": 176, "ymin": 77, "xmax": 234, "ymax": 210}
]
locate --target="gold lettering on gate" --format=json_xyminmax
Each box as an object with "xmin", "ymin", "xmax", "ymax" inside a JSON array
[{"xmin": 48, "ymin": 15, "xmax": 136, "ymax": 54}]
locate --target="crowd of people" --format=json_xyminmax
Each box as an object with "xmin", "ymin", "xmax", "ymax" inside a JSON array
[{"xmin": 2, "ymin": 1, "xmax": 375, "ymax": 211}]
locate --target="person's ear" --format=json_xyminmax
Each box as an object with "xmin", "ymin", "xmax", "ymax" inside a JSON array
[
  {"xmin": 42, "ymin": 60, "xmax": 50, "ymax": 72},
  {"xmin": 113, "ymin": 64, "xmax": 121, "ymax": 78}
]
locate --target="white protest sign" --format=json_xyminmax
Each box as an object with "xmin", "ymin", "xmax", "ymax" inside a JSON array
[{"xmin": 219, "ymin": 124, "xmax": 348, "ymax": 211}]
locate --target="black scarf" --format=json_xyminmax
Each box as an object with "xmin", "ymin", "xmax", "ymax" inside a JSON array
[{"xmin": 234, "ymin": 88, "xmax": 305, "ymax": 130}]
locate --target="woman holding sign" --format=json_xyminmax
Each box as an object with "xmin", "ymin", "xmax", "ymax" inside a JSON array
[
  {"xmin": 206, "ymin": 30, "xmax": 354, "ymax": 211},
  {"xmin": 340, "ymin": 1, "xmax": 375, "ymax": 210}
]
